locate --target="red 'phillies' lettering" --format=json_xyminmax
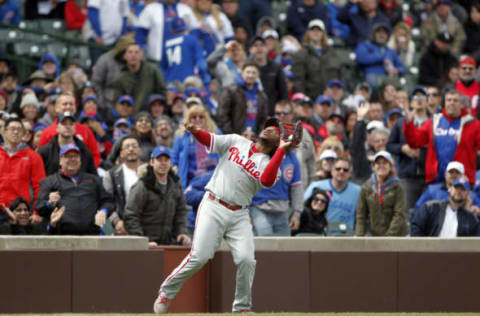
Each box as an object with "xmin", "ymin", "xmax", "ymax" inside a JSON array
[{"xmin": 228, "ymin": 147, "xmax": 261, "ymax": 179}]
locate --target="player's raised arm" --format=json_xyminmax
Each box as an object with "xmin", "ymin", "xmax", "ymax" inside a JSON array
[
  {"xmin": 260, "ymin": 138, "xmax": 292, "ymax": 187},
  {"xmin": 184, "ymin": 122, "xmax": 212, "ymax": 147}
]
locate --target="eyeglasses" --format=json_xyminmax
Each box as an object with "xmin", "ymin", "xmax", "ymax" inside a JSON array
[
  {"xmin": 6, "ymin": 127, "xmax": 24, "ymax": 133},
  {"xmin": 334, "ymin": 167, "xmax": 350, "ymax": 172},
  {"xmin": 312, "ymin": 197, "xmax": 328, "ymax": 204},
  {"xmin": 412, "ymin": 95, "xmax": 427, "ymax": 100},
  {"xmin": 122, "ymin": 144, "xmax": 140, "ymax": 150},
  {"xmin": 275, "ymin": 111, "xmax": 291, "ymax": 116}
]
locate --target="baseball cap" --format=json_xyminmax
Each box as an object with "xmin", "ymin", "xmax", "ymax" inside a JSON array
[
  {"xmin": 327, "ymin": 79, "xmax": 344, "ymax": 89},
  {"xmin": 47, "ymin": 87, "xmax": 63, "ymax": 96},
  {"xmin": 184, "ymin": 87, "xmax": 202, "ymax": 97},
  {"xmin": 315, "ymin": 95, "xmax": 333, "ymax": 106},
  {"xmin": 249, "ymin": 35, "xmax": 265, "ymax": 48},
  {"xmin": 186, "ymin": 96, "xmax": 203, "ymax": 106},
  {"xmin": 372, "ymin": 22, "xmax": 391, "ymax": 35},
  {"xmin": 167, "ymin": 84, "xmax": 179, "ymax": 94},
  {"xmin": 58, "ymin": 112, "xmax": 76, "ymax": 123},
  {"xmin": 59, "ymin": 143, "xmax": 80, "ymax": 158},
  {"xmin": 356, "ymin": 82, "xmax": 372, "ymax": 94},
  {"xmin": 328, "ymin": 113, "xmax": 344, "ymax": 123},
  {"xmin": 292, "ymin": 92, "xmax": 308, "ymax": 103},
  {"xmin": 436, "ymin": 32, "xmax": 453, "ymax": 44},
  {"xmin": 366, "ymin": 120, "xmax": 385, "ymax": 132},
  {"xmin": 452, "ymin": 178, "xmax": 470, "ymax": 191},
  {"xmin": 385, "ymin": 108, "xmax": 403, "ymax": 120},
  {"xmin": 373, "ymin": 151, "xmax": 394, "ymax": 165},
  {"xmin": 171, "ymin": 16, "xmax": 186, "ymax": 33},
  {"xmin": 114, "ymin": 118, "xmax": 132, "ymax": 128},
  {"xmin": 411, "ymin": 87, "xmax": 428, "ymax": 97},
  {"xmin": 82, "ymin": 95, "xmax": 99, "ymax": 106},
  {"xmin": 262, "ymin": 29, "xmax": 279, "ymax": 40},
  {"xmin": 319, "ymin": 149, "xmax": 337, "ymax": 160},
  {"xmin": 437, "ymin": 0, "xmax": 451, "ymax": 5},
  {"xmin": 446, "ymin": 161, "xmax": 465, "ymax": 174},
  {"xmin": 460, "ymin": 56, "xmax": 477, "ymax": 68},
  {"xmin": 308, "ymin": 19, "xmax": 325, "ymax": 31},
  {"xmin": 151, "ymin": 145, "xmax": 171, "ymax": 159},
  {"xmin": 80, "ymin": 111, "xmax": 98, "ymax": 123},
  {"xmin": 147, "ymin": 94, "xmax": 166, "ymax": 105},
  {"xmin": 173, "ymin": 93, "xmax": 186, "ymax": 102},
  {"xmin": 117, "ymin": 95, "xmax": 134, "ymax": 106}
]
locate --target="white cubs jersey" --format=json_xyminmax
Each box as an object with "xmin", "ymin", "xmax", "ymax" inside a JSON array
[
  {"xmin": 88, "ymin": 0, "xmax": 129, "ymax": 46},
  {"xmin": 191, "ymin": 11, "xmax": 234, "ymax": 45},
  {"xmin": 205, "ymin": 134, "xmax": 280, "ymax": 207},
  {"xmin": 136, "ymin": 2, "xmax": 199, "ymax": 62}
]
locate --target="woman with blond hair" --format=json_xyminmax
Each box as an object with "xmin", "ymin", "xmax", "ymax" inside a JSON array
[
  {"xmin": 192, "ymin": 0, "xmax": 234, "ymax": 56},
  {"xmin": 172, "ymin": 104, "xmax": 220, "ymax": 189},
  {"xmin": 291, "ymin": 19, "xmax": 342, "ymax": 101},
  {"xmin": 356, "ymin": 151, "xmax": 408, "ymax": 236},
  {"xmin": 387, "ymin": 22, "xmax": 416, "ymax": 68}
]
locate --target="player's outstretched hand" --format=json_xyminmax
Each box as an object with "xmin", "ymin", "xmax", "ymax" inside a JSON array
[
  {"xmin": 279, "ymin": 137, "xmax": 293, "ymax": 151},
  {"xmin": 184, "ymin": 122, "xmax": 201, "ymax": 134}
]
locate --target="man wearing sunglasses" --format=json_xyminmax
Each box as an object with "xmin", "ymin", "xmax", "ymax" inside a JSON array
[{"xmin": 304, "ymin": 157, "xmax": 361, "ymax": 234}]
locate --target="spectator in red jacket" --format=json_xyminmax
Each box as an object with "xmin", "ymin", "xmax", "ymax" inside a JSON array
[
  {"xmin": 0, "ymin": 117, "xmax": 46, "ymax": 225},
  {"xmin": 403, "ymin": 89, "xmax": 480, "ymax": 185},
  {"xmin": 37, "ymin": 93, "xmax": 101, "ymax": 167},
  {"xmin": 65, "ymin": 0, "xmax": 87, "ymax": 30},
  {"xmin": 453, "ymin": 56, "xmax": 480, "ymax": 117}
]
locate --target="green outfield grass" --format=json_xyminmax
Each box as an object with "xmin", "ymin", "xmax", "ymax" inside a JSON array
[{"xmin": 1, "ymin": 313, "xmax": 479, "ymax": 316}]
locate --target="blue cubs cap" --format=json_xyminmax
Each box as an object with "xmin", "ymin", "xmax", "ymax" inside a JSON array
[
  {"xmin": 327, "ymin": 79, "xmax": 344, "ymax": 89},
  {"xmin": 184, "ymin": 87, "xmax": 202, "ymax": 97},
  {"xmin": 452, "ymin": 178, "xmax": 470, "ymax": 191},
  {"xmin": 47, "ymin": 87, "xmax": 63, "ymax": 96},
  {"xmin": 411, "ymin": 87, "xmax": 428, "ymax": 97},
  {"xmin": 82, "ymin": 95, "xmax": 99, "ymax": 106},
  {"xmin": 151, "ymin": 145, "xmax": 171, "ymax": 159},
  {"xmin": 59, "ymin": 143, "xmax": 80, "ymax": 157},
  {"xmin": 114, "ymin": 118, "xmax": 132, "ymax": 128},
  {"xmin": 373, "ymin": 150, "xmax": 394, "ymax": 165},
  {"xmin": 315, "ymin": 95, "xmax": 333, "ymax": 105},
  {"xmin": 167, "ymin": 85, "xmax": 179, "ymax": 93},
  {"xmin": 147, "ymin": 94, "xmax": 166, "ymax": 105},
  {"xmin": 171, "ymin": 16, "xmax": 186, "ymax": 33},
  {"xmin": 385, "ymin": 107, "xmax": 403, "ymax": 119},
  {"xmin": 117, "ymin": 95, "xmax": 134, "ymax": 106}
]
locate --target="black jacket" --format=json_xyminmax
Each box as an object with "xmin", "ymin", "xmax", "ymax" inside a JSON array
[
  {"xmin": 102, "ymin": 164, "xmax": 128, "ymax": 223},
  {"xmin": 411, "ymin": 200, "xmax": 480, "ymax": 236},
  {"xmin": 37, "ymin": 135, "xmax": 97, "ymax": 176},
  {"xmin": 350, "ymin": 120, "xmax": 371, "ymax": 183},
  {"xmin": 418, "ymin": 43, "xmax": 458, "ymax": 87},
  {"xmin": 37, "ymin": 171, "xmax": 114, "ymax": 235},
  {"xmin": 260, "ymin": 58, "xmax": 288, "ymax": 115}
]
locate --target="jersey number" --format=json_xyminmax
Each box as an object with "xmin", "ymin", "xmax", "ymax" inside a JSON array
[{"xmin": 166, "ymin": 45, "xmax": 182, "ymax": 67}]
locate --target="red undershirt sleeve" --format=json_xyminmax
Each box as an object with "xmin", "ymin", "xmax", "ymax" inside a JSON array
[
  {"xmin": 192, "ymin": 129, "xmax": 212, "ymax": 147},
  {"xmin": 260, "ymin": 148, "xmax": 286, "ymax": 187}
]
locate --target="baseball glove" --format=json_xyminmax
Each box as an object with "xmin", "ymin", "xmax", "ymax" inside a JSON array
[{"xmin": 279, "ymin": 120, "xmax": 303, "ymax": 148}]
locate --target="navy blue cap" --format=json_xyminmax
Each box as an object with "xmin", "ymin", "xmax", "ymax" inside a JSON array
[
  {"xmin": 47, "ymin": 87, "xmax": 63, "ymax": 96},
  {"xmin": 171, "ymin": 16, "xmax": 186, "ymax": 33},
  {"xmin": 386, "ymin": 107, "xmax": 403, "ymax": 119},
  {"xmin": 315, "ymin": 95, "xmax": 333, "ymax": 105},
  {"xmin": 452, "ymin": 178, "xmax": 470, "ymax": 191},
  {"xmin": 167, "ymin": 85, "xmax": 179, "ymax": 93},
  {"xmin": 184, "ymin": 88, "xmax": 202, "ymax": 97},
  {"xmin": 117, "ymin": 95, "xmax": 134, "ymax": 106},
  {"xmin": 327, "ymin": 79, "xmax": 344, "ymax": 89},
  {"xmin": 82, "ymin": 95, "xmax": 99, "ymax": 106},
  {"xmin": 114, "ymin": 118, "xmax": 132, "ymax": 128},
  {"xmin": 59, "ymin": 143, "xmax": 80, "ymax": 157},
  {"xmin": 148, "ymin": 94, "xmax": 166, "ymax": 105},
  {"xmin": 411, "ymin": 87, "xmax": 428, "ymax": 97},
  {"xmin": 151, "ymin": 145, "xmax": 171, "ymax": 159},
  {"xmin": 58, "ymin": 111, "xmax": 76, "ymax": 123}
]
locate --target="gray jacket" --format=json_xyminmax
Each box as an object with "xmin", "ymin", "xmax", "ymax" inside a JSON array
[
  {"xmin": 124, "ymin": 167, "xmax": 189, "ymax": 244},
  {"xmin": 91, "ymin": 50, "xmax": 125, "ymax": 110}
]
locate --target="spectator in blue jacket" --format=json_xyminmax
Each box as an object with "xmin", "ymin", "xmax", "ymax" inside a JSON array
[
  {"xmin": 414, "ymin": 161, "xmax": 480, "ymax": 216},
  {"xmin": 355, "ymin": 22, "xmax": 405, "ymax": 88},
  {"xmin": 337, "ymin": 0, "xmax": 391, "ymax": 48},
  {"xmin": 39, "ymin": 53, "xmax": 61, "ymax": 80},
  {"xmin": 411, "ymin": 178, "xmax": 480, "ymax": 237},
  {"xmin": 327, "ymin": 0, "xmax": 351, "ymax": 40},
  {"xmin": 0, "ymin": 0, "xmax": 20, "ymax": 26},
  {"xmin": 287, "ymin": 0, "xmax": 331, "ymax": 41},
  {"xmin": 184, "ymin": 170, "xmax": 214, "ymax": 237}
]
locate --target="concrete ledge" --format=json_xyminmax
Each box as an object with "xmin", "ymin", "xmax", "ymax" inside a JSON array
[
  {"xmin": 217, "ymin": 237, "xmax": 480, "ymax": 252},
  {"xmin": 0, "ymin": 236, "xmax": 149, "ymax": 250}
]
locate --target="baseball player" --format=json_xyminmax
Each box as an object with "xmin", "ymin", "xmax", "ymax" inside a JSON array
[{"xmin": 153, "ymin": 118, "xmax": 293, "ymax": 313}]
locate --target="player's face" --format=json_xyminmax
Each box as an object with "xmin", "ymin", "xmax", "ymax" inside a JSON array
[{"xmin": 258, "ymin": 126, "xmax": 280, "ymax": 147}]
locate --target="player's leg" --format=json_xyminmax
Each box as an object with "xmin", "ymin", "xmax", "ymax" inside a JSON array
[
  {"xmin": 224, "ymin": 209, "xmax": 256, "ymax": 312},
  {"xmin": 155, "ymin": 196, "xmax": 226, "ymax": 310}
]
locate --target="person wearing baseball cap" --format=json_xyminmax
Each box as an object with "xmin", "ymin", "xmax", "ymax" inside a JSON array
[
  {"xmin": 411, "ymin": 175, "xmax": 480, "ymax": 237},
  {"xmin": 106, "ymin": 95, "xmax": 135, "ymax": 129},
  {"xmin": 325, "ymin": 79, "xmax": 345, "ymax": 108},
  {"xmin": 413, "ymin": 161, "xmax": 480, "ymax": 216},
  {"xmin": 312, "ymin": 95, "xmax": 334, "ymax": 131},
  {"xmin": 147, "ymin": 94, "xmax": 167, "ymax": 120},
  {"xmin": 291, "ymin": 16, "xmax": 342, "ymax": 101},
  {"xmin": 356, "ymin": 150, "xmax": 408, "ymax": 236},
  {"xmin": 453, "ymin": 56, "xmax": 480, "ymax": 117},
  {"xmin": 317, "ymin": 149, "xmax": 337, "ymax": 179}
]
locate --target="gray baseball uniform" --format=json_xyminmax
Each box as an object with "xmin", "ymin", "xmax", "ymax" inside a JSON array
[{"xmin": 158, "ymin": 134, "xmax": 279, "ymax": 312}]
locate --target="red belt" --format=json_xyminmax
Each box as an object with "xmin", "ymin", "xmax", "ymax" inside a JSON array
[{"xmin": 208, "ymin": 193, "xmax": 243, "ymax": 211}]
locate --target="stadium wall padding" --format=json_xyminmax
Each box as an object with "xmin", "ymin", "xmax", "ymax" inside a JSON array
[{"xmin": 1, "ymin": 249, "xmax": 480, "ymax": 312}]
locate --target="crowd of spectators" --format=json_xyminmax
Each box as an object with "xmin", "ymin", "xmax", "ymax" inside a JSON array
[{"xmin": 1, "ymin": 0, "xmax": 480, "ymax": 241}]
